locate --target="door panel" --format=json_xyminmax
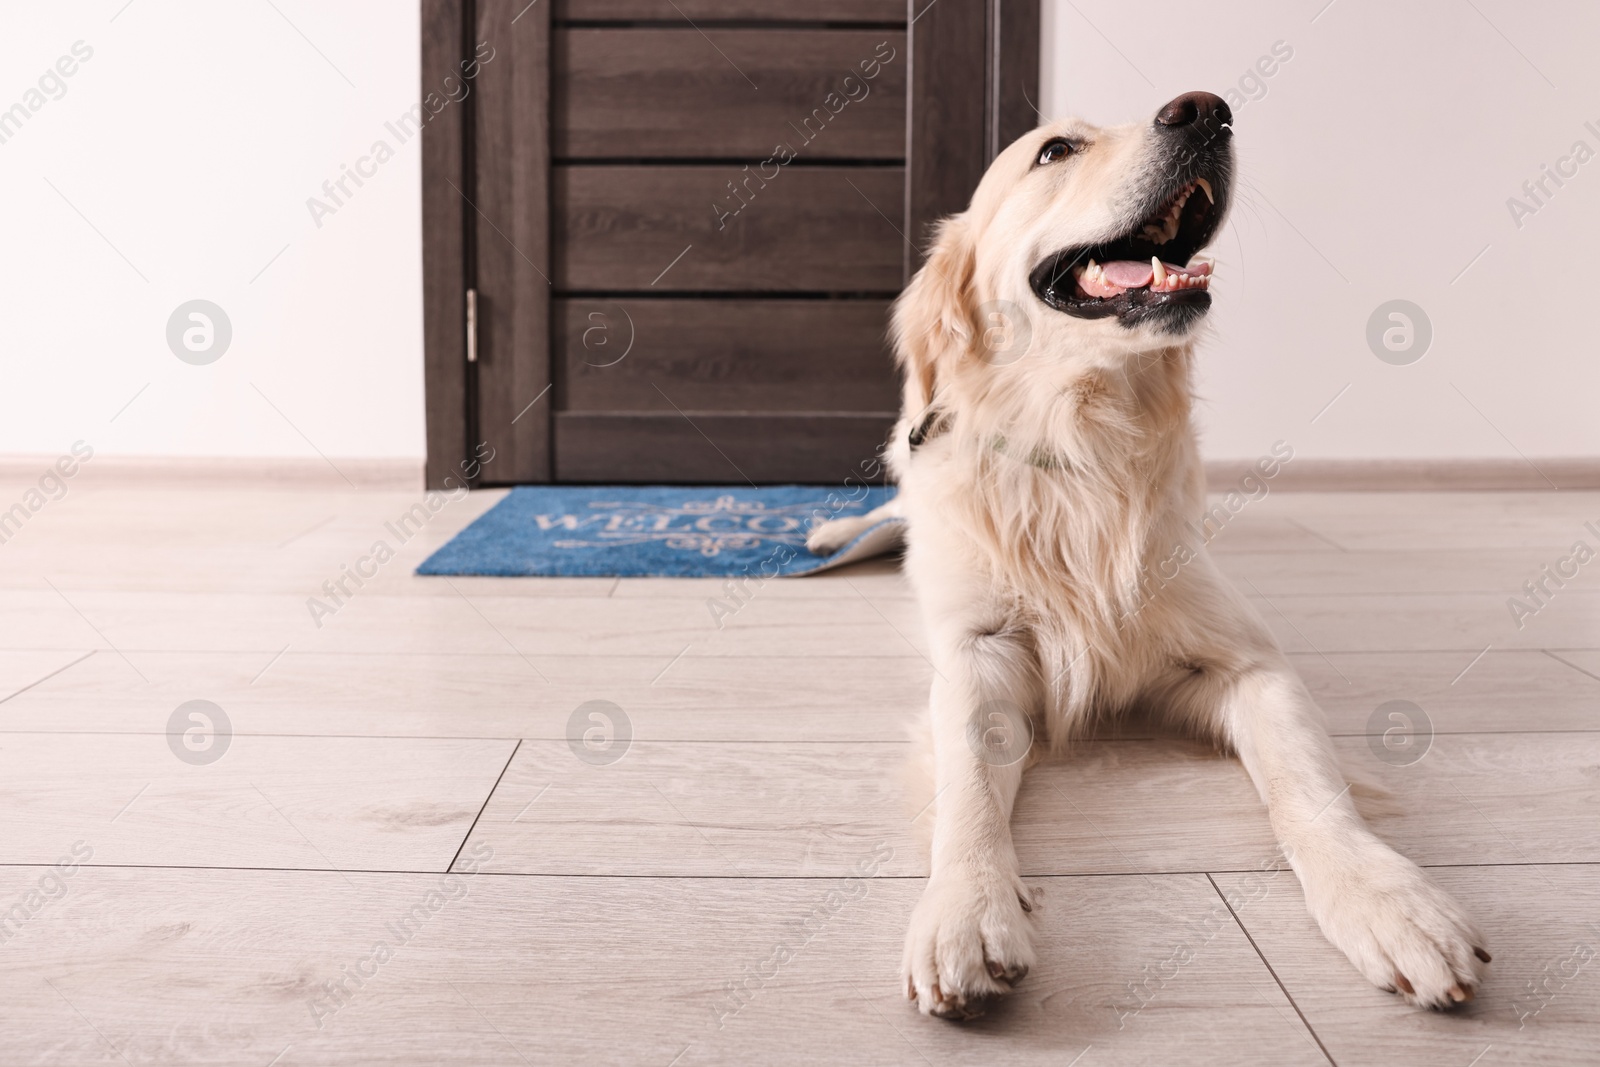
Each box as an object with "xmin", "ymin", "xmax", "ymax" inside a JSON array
[
  {"xmin": 553, "ymin": 413, "xmax": 897, "ymax": 483},
  {"xmin": 555, "ymin": 30, "xmax": 907, "ymax": 159},
  {"xmin": 554, "ymin": 165, "xmax": 905, "ymax": 292},
  {"xmin": 555, "ymin": 0, "xmax": 907, "ymax": 20},
  {"xmin": 554, "ymin": 298, "xmax": 898, "ymax": 411}
]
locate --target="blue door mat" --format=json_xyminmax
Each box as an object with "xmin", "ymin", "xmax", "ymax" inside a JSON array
[{"xmin": 416, "ymin": 485, "xmax": 904, "ymax": 578}]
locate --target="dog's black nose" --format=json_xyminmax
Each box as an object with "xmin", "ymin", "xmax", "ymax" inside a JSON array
[{"xmin": 1155, "ymin": 91, "xmax": 1232, "ymax": 130}]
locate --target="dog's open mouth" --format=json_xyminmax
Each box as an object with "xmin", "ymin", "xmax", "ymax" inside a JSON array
[{"xmin": 1029, "ymin": 173, "xmax": 1229, "ymax": 329}]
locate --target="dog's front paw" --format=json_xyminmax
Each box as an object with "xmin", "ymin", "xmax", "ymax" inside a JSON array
[
  {"xmin": 902, "ymin": 872, "xmax": 1035, "ymax": 1020},
  {"xmin": 805, "ymin": 516, "xmax": 862, "ymax": 556},
  {"xmin": 1308, "ymin": 845, "xmax": 1490, "ymax": 1009}
]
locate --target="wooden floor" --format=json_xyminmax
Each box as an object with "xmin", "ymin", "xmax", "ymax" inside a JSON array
[{"xmin": 1, "ymin": 478, "xmax": 1596, "ymax": 1066}]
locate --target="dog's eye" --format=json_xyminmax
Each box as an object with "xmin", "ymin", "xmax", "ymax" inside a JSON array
[{"xmin": 1037, "ymin": 139, "xmax": 1072, "ymax": 165}]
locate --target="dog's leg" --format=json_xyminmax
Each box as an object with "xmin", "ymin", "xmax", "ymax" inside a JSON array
[
  {"xmin": 805, "ymin": 497, "xmax": 901, "ymax": 556},
  {"xmin": 1213, "ymin": 663, "xmax": 1490, "ymax": 1007},
  {"xmin": 904, "ymin": 620, "xmax": 1039, "ymax": 1019}
]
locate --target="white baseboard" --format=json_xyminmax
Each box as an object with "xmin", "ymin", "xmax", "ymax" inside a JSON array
[{"xmin": 0, "ymin": 454, "xmax": 424, "ymax": 490}]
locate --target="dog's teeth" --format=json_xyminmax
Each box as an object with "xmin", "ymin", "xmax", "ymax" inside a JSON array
[
  {"xmin": 1196, "ymin": 178, "xmax": 1214, "ymax": 204},
  {"xmin": 1151, "ymin": 258, "xmax": 1166, "ymax": 286}
]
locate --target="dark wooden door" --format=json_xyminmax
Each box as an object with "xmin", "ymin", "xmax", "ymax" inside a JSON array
[{"xmin": 422, "ymin": 0, "xmax": 1038, "ymax": 488}]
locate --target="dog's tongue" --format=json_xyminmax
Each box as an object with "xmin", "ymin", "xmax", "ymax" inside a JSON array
[{"xmin": 1100, "ymin": 260, "xmax": 1158, "ymax": 288}]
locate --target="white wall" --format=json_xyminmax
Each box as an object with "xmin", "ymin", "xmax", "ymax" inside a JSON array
[
  {"xmin": 1043, "ymin": 0, "xmax": 1600, "ymax": 461},
  {"xmin": 4, "ymin": 2, "xmax": 1594, "ymax": 465},
  {"xmin": 0, "ymin": 2, "xmax": 424, "ymax": 460}
]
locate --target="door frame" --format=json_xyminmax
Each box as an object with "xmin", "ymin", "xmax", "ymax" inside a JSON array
[
  {"xmin": 421, "ymin": 0, "xmax": 1041, "ymax": 490},
  {"xmin": 420, "ymin": 0, "xmax": 473, "ymax": 491}
]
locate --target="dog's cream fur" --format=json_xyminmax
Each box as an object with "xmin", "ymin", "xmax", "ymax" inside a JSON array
[{"xmin": 812, "ymin": 106, "xmax": 1489, "ymax": 1020}]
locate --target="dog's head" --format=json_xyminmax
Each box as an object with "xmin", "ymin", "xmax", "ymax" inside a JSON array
[{"xmin": 895, "ymin": 92, "xmax": 1234, "ymax": 407}]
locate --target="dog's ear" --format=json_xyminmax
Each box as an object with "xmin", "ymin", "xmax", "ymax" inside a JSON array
[{"xmin": 892, "ymin": 215, "xmax": 977, "ymax": 411}]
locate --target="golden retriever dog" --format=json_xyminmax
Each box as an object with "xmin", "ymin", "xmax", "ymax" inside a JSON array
[{"xmin": 810, "ymin": 92, "xmax": 1490, "ymax": 1020}]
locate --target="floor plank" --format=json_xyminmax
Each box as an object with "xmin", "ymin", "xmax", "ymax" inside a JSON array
[
  {"xmin": 1247, "ymin": 592, "xmax": 1600, "ymax": 653},
  {"xmin": 0, "ymin": 733, "xmax": 514, "ymax": 871},
  {"xmin": 1246, "ymin": 491, "xmax": 1600, "ymax": 551},
  {"xmin": 458, "ymin": 733, "xmax": 1599, "ymax": 877},
  {"xmin": 0, "ymin": 588, "xmax": 931, "ymax": 659},
  {"xmin": 7, "ymin": 645, "xmax": 1595, "ymax": 744},
  {"xmin": 1294, "ymin": 649, "xmax": 1600, "ymax": 736},
  {"xmin": 1194, "ymin": 513, "xmax": 1343, "ymax": 554},
  {"xmin": 1216, "ymin": 548, "xmax": 1598, "ymax": 596},
  {"xmin": 1341, "ymin": 732, "xmax": 1600, "ymax": 867},
  {"xmin": 0, "ymin": 649, "xmax": 933, "ymax": 742}
]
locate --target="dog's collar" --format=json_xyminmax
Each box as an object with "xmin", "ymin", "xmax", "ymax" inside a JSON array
[
  {"xmin": 907, "ymin": 410, "xmax": 1067, "ymax": 471},
  {"xmin": 907, "ymin": 408, "xmax": 950, "ymax": 450},
  {"xmin": 991, "ymin": 435, "xmax": 1068, "ymax": 471}
]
